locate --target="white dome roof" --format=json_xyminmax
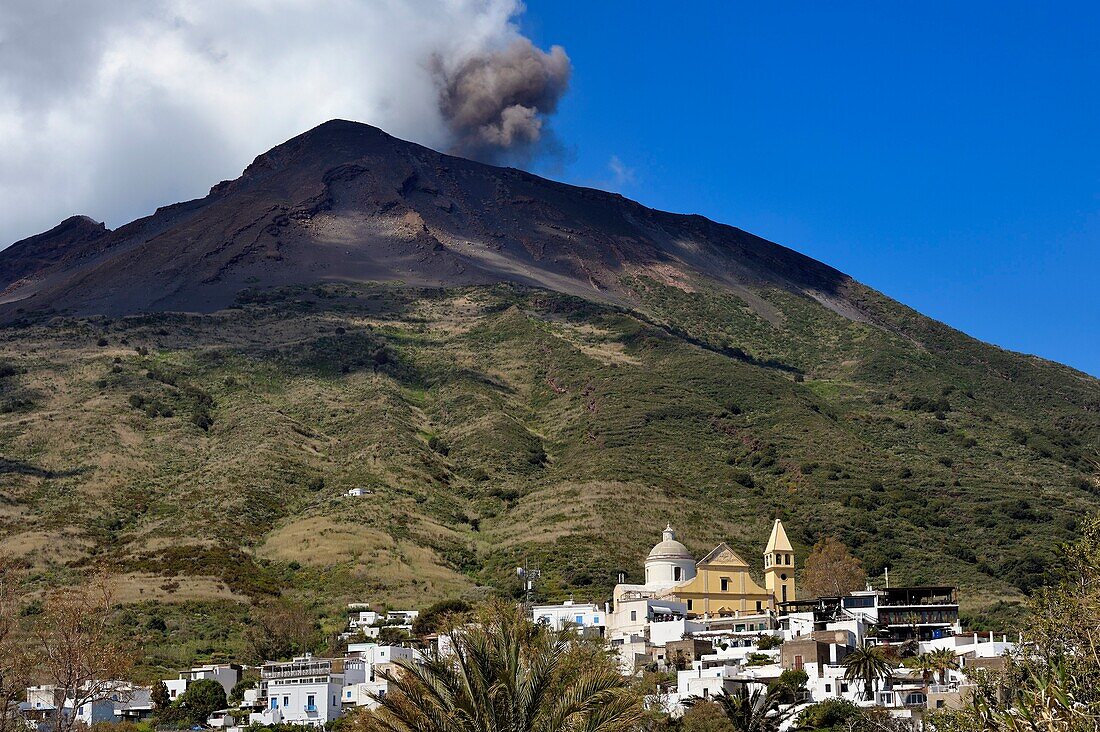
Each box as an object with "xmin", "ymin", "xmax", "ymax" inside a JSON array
[{"xmin": 646, "ymin": 524, "xmax": 692, "ymax": 561}]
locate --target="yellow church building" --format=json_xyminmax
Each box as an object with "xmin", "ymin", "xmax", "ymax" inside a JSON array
[{"xmin": 638, "ymin": 519, "xmax": 796, "ymax": 617}]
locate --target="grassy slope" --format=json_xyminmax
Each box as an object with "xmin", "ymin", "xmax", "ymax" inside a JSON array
[{"xmin": 0, "ymin": 281, "xmax": 1096, "ymax": 674}]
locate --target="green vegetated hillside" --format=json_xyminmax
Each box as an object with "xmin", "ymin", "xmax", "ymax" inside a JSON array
[{"xmin": 0, "ymin": 279, "xmax": 1097, "ymax": 674}]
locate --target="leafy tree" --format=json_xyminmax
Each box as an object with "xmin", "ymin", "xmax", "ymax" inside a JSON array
[
  {"xmin": 411, "ymin": 598, "xmax": 472, "ymax": 636},
  {"xmin": 228, "ymin": 677, "xmax": 256, "ymax": 706},
  {"xmin": 176, "ymin": 679, "xmax": 227, "ymax": 725},
  {"xmin": 151, "ymin": 681, "xmax": 171, "ymax": 711},
  {"xmin": 801, "ymin": 537, "xmax": 867, "ymax": 599},
  {"xmin": 245, "ymin": 599, "xmax": 320, "ymax": 662},
  {"xmin": 768, "ymin": 668, "xmax": 808, "ymax": 703},
  {"xmin": 354, "ymin": 601, "xmax": 641, "ymax": 732},
  {"xmin": 842, "ymin": 643, "xmax": 893, "ymax": 701}
]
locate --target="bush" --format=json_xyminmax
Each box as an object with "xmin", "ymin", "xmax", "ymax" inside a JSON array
[
  {"xmin": 192, "ymin": 411, "xmax": 214, "ymax": 431},
  {"xmin": 755, "ymin": 633, "xmax": 780, "ymax": 650},
  {"xmin": 798, "ymin": 698, "xmax": 862, "ymax": 730},
  {"xmin": 731, "ymin": 470, "xmax": 754, "ymax": 488}
]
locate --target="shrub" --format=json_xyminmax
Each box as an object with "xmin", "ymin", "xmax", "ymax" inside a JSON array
[
  {"xmin": 755, "ymin": 633, "xmax": 780, "ymax": 650},
  {"xmin": 798, "ymin": 698, "xmax": 863, "ymax": 729}
]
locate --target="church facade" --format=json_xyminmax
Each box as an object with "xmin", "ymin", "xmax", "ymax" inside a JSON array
[{"xmin": 615, "ymin": 519, "xmax": 796, "ymax": 618}]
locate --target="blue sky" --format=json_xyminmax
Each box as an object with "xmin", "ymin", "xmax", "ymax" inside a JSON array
[{"xmin": 521, "ymin": 1, "xmax": 1100, "ymax": 376}]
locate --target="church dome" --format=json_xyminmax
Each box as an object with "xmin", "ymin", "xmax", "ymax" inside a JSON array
[
  {"xmin": 644, "ymin": 524, "xmax": 696, "ymax": 587},
  {"xmin": 648, "ymin": 525, "xmax": 692, "ymax": 560}
]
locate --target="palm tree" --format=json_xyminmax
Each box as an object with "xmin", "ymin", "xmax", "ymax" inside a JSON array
[
  {"xmin": 903, "ymin": 652, "xmax": 936, "ymax": 690},
  {"xmin": 359, "ymin": 602, "xmax": 642, "ymax": 732},
  {"xmin": 843, "ymin": 643, "xmax": 893, "ymax": 701},
  {"xmin": 708, "ymin": 685, "xmax": 799, "ymax": 732},
  {"xmin": 928, "ymin": 647, "xmax": 959, "ymax": 685}
]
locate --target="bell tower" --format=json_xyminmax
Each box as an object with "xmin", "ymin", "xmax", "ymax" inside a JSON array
[{"xmin": 763, "ymin": 518, "xmax": 796, "ymax": 605}]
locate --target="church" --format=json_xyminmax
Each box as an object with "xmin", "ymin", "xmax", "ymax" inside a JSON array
[{"xmin": 614, "ymin": 519, "xmax": 796, "ymax": 618}]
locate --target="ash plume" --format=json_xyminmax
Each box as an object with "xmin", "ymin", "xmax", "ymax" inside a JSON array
[{"xmin": 435, "ymin": 38, "xmax": 572, "ymax": 163}]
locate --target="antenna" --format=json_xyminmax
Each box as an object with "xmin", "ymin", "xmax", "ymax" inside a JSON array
[{"xmin": 515, "ymin": 558, "xmax": 541, "ymax": 604}]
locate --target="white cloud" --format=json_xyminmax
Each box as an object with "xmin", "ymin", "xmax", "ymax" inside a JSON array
[
  {"xmin": 607, "ymin": 155, "xmax": 636, "ymax": 190},
  {"xmin": 0, "ymin": 0, "xmax": 558, "ymax": 247}
]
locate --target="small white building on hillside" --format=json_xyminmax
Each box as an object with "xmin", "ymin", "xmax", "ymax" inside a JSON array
[
  {"xmin": 163, "ymin": 664, "xmax": 240, "ymax": 701},
  {"xmin": 531, "ymin": 599, "xmax": 607, "ymax": 635}
]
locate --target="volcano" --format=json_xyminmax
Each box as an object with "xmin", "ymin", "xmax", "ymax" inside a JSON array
[{"xmin": 1, "ymin": 119, "xmax": 862, "ymax": 322}]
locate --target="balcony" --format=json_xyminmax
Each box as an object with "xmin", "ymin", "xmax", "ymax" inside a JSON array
[
  {"xmin": 304, "ymin": 705, "xmax": 317, "ymax": 713},
  {"xmin": 262, "ymin": 663, "xmax": 332, "ymax": 680}
]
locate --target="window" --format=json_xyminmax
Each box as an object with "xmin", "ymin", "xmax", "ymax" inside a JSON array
[
  {"xmin": 271, "ymin": 699, "xmax": 278, "ymax": 710},
  {"xmin": 756, "ymin": 601, "xmax": 762, "ymax": 611},
  {"xmin": 593, "ymin": 616, "xmax": 599, "ymax": 624},
  {"xmin": 687, "ymin": 599, "xmax": 693, "ymax": 610},
  {"xmin": 794, "ymin": 654, "xmax": 804, "ymax": 671},
  {"xmin": 630, "ymin": 610, "xmax": 637, "ymax": 622},
  {"xmin": 782, "ymin": 585, "xmax": 788, "ymax": 602},
  {"xmin": 785, "ymin": 554, "xmax": 791, "ymax": 565},
  {"xmin": 283, "ymin": 697, "xmax": 289, "ymax": 708},
  {"xmin": 674, "ymin": 567, "xmax": 682, "ymax": 581},
  {"xmin": 780, "ymin": 573, "xmax": 788, "ymax": 581},
  {"xmin": 306, "ymin": 694, "xmax": 316, "ymax": 711},
  {"xmin": 825, "ymin": 684, "xmax": 831, "ymax": 693},
  {"xmin": 575, "ymin": 615, "xmax": 583, "ymax": 624},
  {"xmin": 720, "ymin": 578, "xmax": 729, "ymax": 591},
  {"xmin": 346, "ymin": 691, "xmax": 352, "ymax": 698}
]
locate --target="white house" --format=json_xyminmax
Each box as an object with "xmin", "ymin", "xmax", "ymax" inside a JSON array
[
  {"xmin": 347, "ymin": 643, "xmax": 421, "ymax": 667},
  {"xmin": 251, "ymin": 655, "xmax": 366, "ymax": 727},
  {"xmin": 663, "ymin": 662, "xmax": 775, "ymax": 716},
  {"xmin": 206, "ymin": 709, "xmax": 237, "ymax": 728},
  {"xmin": 163, "ymin": 664, "xmax": 240, "ymax": 701},
  {"xmin": 531, "ymin": 599, "xmax": 607, "ymax": 635}
]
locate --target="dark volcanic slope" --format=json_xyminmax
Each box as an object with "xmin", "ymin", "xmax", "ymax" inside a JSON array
[{"xmin": 0, "ymin": 120, "xmax": 858, "ymax": 320}]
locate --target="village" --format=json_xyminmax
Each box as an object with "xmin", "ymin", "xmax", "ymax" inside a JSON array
[{"xmin": 12, "ymin": 519, "xmax": 1021, "ymax": 731}]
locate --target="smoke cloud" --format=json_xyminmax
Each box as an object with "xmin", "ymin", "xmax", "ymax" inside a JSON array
[
  {"xmin": 0, "ymin": 0, "xmax": 571, "ymax": 248},
  {"xmin": 435, "ymin": 38, "xmax": 571, "ymax": 163}
]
